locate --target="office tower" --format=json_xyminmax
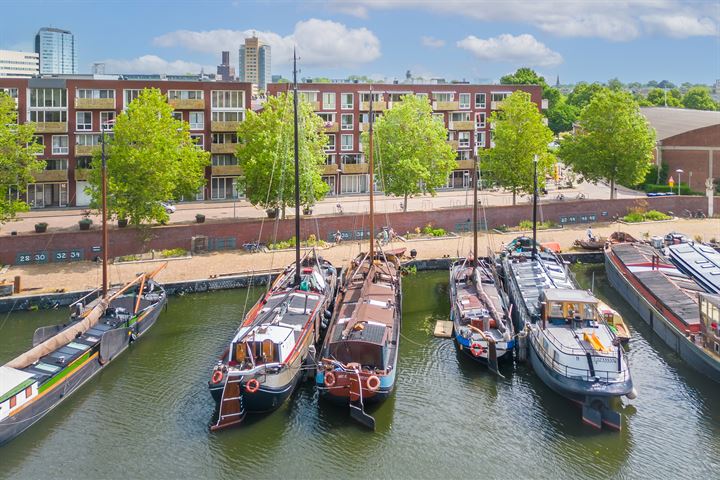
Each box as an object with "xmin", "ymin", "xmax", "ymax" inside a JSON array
[
  {"xmin": 239, "ymin": 36, "xmax": 271, "ymax": 90},
  {"xmin": 35, "ymin": 27, "xmax": 77, "ymax": 74}
]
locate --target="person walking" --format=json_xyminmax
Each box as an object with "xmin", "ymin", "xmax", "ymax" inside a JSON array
[{"xmin": 587, "ymin": 226, "xmax": 594, "ymax": 241}]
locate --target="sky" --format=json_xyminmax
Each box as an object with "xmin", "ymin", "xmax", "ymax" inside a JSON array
[{"xmin": 1, "ymin": 0, "xmax": 718, "ymax": 85}]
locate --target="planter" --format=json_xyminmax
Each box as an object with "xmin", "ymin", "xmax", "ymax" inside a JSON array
[
  {"xmin": 118, "ymin": 218, "xmax": 128, "ymax": 228},
  {"xmin": 266, "ymin": 208, "xmax": 278, "ymax": 219},
  {"xmin": 195, "ymin": 214, "xmax": 206, "ymax": 224},
  {"xmin": 34, "ymin": 223, "xmax": 48, "ymax": 233},
  {"xmin": 79, "ymin": 219, "xmax": 92, "ymax": 231}
]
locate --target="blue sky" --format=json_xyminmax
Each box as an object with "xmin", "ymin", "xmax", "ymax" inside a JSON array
[{"xmin": 1, "ymin": 0, "xmax": 718, "ymax": 84}]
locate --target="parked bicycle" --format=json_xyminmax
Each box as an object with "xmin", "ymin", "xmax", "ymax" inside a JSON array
[
  {"xmin": 684, "ymin": 209, "xmax": 706, "ymax": 219},
  {"xmin": 242, "ymin": 242, "xmax": 266, "ymax": 253}
]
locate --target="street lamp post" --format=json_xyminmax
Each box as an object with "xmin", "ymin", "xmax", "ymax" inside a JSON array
[
  {"xmin": 676, "ymin": 169, "xmax": 684, "ymax": 196},
  {"xmin": 689, "ymin": 171, "xmax": 692, "ymax": 192}
]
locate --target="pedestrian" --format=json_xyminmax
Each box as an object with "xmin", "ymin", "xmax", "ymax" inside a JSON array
[
  {"xmin": 587, "ymin": 226, "xmax": 594, "ymax": 241},
  {"xmin": 334, "ymin": 230, "xmax": 342, "ymax": 245}
]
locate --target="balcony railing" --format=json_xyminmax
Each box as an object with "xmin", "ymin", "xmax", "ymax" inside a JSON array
[
  {"xmin": 456, "ymin": 160, "xmax": 474, "ymax": 169},
  {"xmin": 448, "ymin": 140, "xmax": 459, "ymax": 150},
  {"xmin": 211, "ymin": 143, "xmax": 238, "ymax": 154},
  {"xmin": 74, "ymin": 168, "xmax": 91, "ymax": 181},
  {"xmin": 34, "ymin": 122, "xmax": 67, "ymax": 133},
  {"xmin": 324, "ymin": 122, "xmax": 339, "ymax": 133},
  {"xmin": 211, "ymin": 121, "xmax": 241, "ymax": 132},
  {"xmin": 322, "ymin": 164, "xmax": 339, "ymax": 175},
  {"xmin": 449, "ymin": 120, "xmax": 474, "ymax": 131},
  {"xmin": 360, "ymin": 101, "xmax": 387, "ymax": 111},
  {"xmin": 211, "ymin": 165, "xmax": 242, "ymax": 176},
  {"xmin": 341, "ymin": 163, "xmax": 369, "ymax": 174},
  {"xmin": 168, "ymin": 98, "xmax": 206, "ymax": 109},
  {"xmin": 75, "ymin": 145, "xmax": 100, "ymax": 156},
  {"xmin": 33, "ymin": 169, "xmax": 68, "ymax": 182},
  {"xmin": 307, "ymin": 101, "xmax": 321, "ymax": 111},
  {"xmin": 490, "ymin": 101, "xmax": 504, "ymax": 110},
  {"xmin": 433, "ymin": 101, "xmax": 459, "ymax": 111},
  {"xmin": 75, "ymin": 98, "xmax": 115, "ymax": 109}
]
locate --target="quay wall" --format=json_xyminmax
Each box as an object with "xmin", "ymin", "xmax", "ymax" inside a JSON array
[{"xmin": 1, "ymin": 196, "xmax": 716, "ymax": 266}]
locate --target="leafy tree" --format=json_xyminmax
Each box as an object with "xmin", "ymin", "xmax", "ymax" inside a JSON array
[
  {"xmin": 362, "ymin": 94, "xmax": 456, "ymax": 211},
  {"xmin": 682, "ymin": 87, "xmax": 717, "ymax": 110},
  {"xmin": 547, "ymin": 98, "xmax": 579, "ymax": 134},
  {"xmin": 501, "ymin": 67, "xmax": 568, "ymax": 132},
  {"xmin": 485, "ymin": 91, "xmax": 555, "ymax": 205},
  {"xmin": 88, "ymin": 88, "xmax": 209, "ymax": 225},
  {"xmin": 558, "ymin": 90, "xmax": 655, "ymax": 199},
  {"xmin": 647, "ymin": 80, "xmax": 658, "ymax": 88},
  {"xmin": 500, "ymin": 68, "xmax": 547, "ymax": 86},
  {"xmin": 236, "ymin": 92, "xmax": 328, "ymax": 217},
  {"xmin": 627, "ymin": 82, "xmax": 642, "ymax": 91},
  {"xmin": 0, "ymin": 92, "xmax": 44, "ymax": 223},
  {"xmin": 567, "ymin": 82, "xmax": 608, "ymax": 109},
  {"xmin": 646, "ymin": 88, "xmax": 682, "ymax": 107},
  {"xmin": 657, "ymin": 80, "xmax": 676, "ymax": 89},
  {"xmin": 607, "ymin": 78, "xmax": 624, "ymax": 91}
]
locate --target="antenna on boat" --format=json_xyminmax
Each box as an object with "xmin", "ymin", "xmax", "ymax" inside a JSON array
[
  {"xmin": 368, "ymin": 85, "xmax": 375, "ymax": 261},
  {"xmin": 292, "ymin": 47, "xmax": 301, "ymax": 286},
  {"xmin": 473, "ymin": 153, "xmax": 479, "ymax": 275},
  {"xmin": 532, "ymin": 154, "xmax": 538, "ymax": 261}
]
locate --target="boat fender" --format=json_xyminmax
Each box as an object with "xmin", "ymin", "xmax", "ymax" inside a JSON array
[
  {"xmin": 470, "ymin": 341, "xmax": 485, "ymax": 357},
  {"xmin": 324, "ymin": 309, "xmax": 332, "ymax": 320},
  {"xmin": 246, "ymin": 378, "xmax": 260, "ymax": 393},
  {"xmin": 366, "ymin": 375, "xmax": 381, "ymax": 392},
  {"xmin": 211, "ymin": 370, "xmax": 224, "ymax": 384},
  {"xmin": 627, "ymin": 387, "xmax": 638, "ymax": 400},
  {"xmin": 129, "ymin": 332, "xmax": 137, "ymax": 343},
  {"xmin": 324, "ymin": 371, "xmax": 336, "ymax": 388}
]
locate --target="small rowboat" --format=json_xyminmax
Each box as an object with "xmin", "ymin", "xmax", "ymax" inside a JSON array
[{"xmin": 597, "ymin": 300, "xmax": 630, "ymax": 344}]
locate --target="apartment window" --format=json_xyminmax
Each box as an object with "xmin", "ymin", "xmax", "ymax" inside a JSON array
[
  {"xmin": 77, "ymin": 157, "xmax": 93, "ymax": 169},
  {"xmin": 51, "ymin": 135, "xmax": 68, "ymax": 155},
  {"xmin": 168, "ymin": 90, "xmax": 203, "ymax": 100},
  {"xmin": 211, "ymin": 177, "xmax": 239, "ymax": 200},
  {"xmin": 171, "ymin": 111, "xmax": 183, "ymax": 121},
  {"xmin": 98, "ymin": 111, "xmax": 115, "ymax": 130},
  {"xmin": 360, "ymin": 92, "xmax": 381, "ymax": 103},
  {"xmin": 456, "ymin": 150, "xmax": 471, "ymax": 161},
  {"xmin": 459, "ymin": 93, "xmax": 470, "ymax": 109},
  {"xmin": 317, "ymin": 112, "xmax": 335, "ymax": 124},
  {"xmin": 340, "ymin": 153, "xmax": 362, "ymax": 164},
  {"xmin": 491, "ymin": 92, "xmax": 510, "ymax": 102},
  {"xmin": 451, "ymin": 112, "xmax": 471, "ymax": 122},
  {"xmin": 341, "ymin": 93, "xmax": 354, "ymax": 109},
  {"xmin": 341, "ymin": 134, "xmax": 353, "ymax": 151},
  {"xmin": 211, "ymin": 111, "xmax": 244, "ymax": 122},
  {"xmin": 326, "ymin": 134, "xmax": 336, "ymax": 151},
  {"xmin": 211, "ymin": 154, "xmax": 238, "ymax": 166},
  {"xmin": 46, "ymin": 158, "xmax": 68, "ymax": 170},
  {"xmin": 475, "ymin": 93, "xmax": 486, "ymax": 108},
  {"xmin": 323, "ymin": 92, "xmax": 336, "ymax": 110},
  {"xmin": 434, "ymin": 92, "xmax": 453, "ymax": 102},
  {"xmin": 299, "ymin": 91, "xmax": 318, "ymax": 103},
  {"xmin": 29, "ymin": 88, "xmax": 67, "ymax": 108},
  {"xmin": 416, "ymin": 93, "xmax": 428, "ymax": 100},
  {"xmin": 190, "ymin": 134, "xmax": 204, "ymax": 149},
  {"xmin": 74, "ymin": 111, "xmax": 92, "ymax": 131},
  {"xmin": 341, "ymin": 113, "xmax": 353, "ymax": 130},
  {"xmin": 30, "ymin": 110, "xmax": 66, "ymax": 122},
  {"xmin": 1, "ymin": 87, "xmax": 18, "ymax": 100},
  {"xmin": 388, "ymin": 93, "xmax": 408, "ymax": 103},
  {"xmin": 189, "ymin": 112, "xmax": 204, "ymax": 130},
  {"xmin": 77, "ymin": 89, "xmax": 114, "ymax": 99},
  {"xmin": 475, "ymin": 112, "xmax": 486, "ymax": 128},
  {"xmin": 76, "ymin": 134, "xmax": 100, "ymax": 146},
  {"xmin": 340, "ymin": 174, "xmax": 369, "ymax": 194},
  {"xmin": 446, "ymin": 170, "xmax": 470, "ymax": 189},
  {"xmin": 360, "ymin": 112, "xmax": 381, "ymax": 124},
  {"xmin": 211, "ymin": 90, "xmax": 244, "ymax": 109},
  {"xmin": 212, "ymin": 133, "xmax": 237, "ymax": 144},
  {"xmin": 458, "ymin": 131, "xmax": 470, "ymax": 148},
  {"xmin": 325, "ymin": 154, "xmax": 335, "ymax": 165},
  {"xmin": 124, "ymin": 89, "xmax": 141, "ymax": 108},
  {"xmin": 475, "ymin": 131, "xmax": 486, "ymax": 148}
]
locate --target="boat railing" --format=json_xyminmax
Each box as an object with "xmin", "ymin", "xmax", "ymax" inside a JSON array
[
  {"xmin": 69, "ymin": 287, "xmax": 102, "ymax": 309},
  {"xmin": 531, "ymin": 334, "xmax": 630, "ymax": 382},
  {"xmin": 540, "ymin": 321, "xmax": 617, "ymax": 357}
]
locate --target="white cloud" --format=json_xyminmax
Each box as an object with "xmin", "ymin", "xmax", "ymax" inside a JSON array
[
  {"xmin": 153, "ymin": 19, "xmax": 380, "ymax": 68},
  {"xmin": 421, "ymin": 36, "xmax": 445, "ymax": 48},
  {"xmin": 100, "ymin": 55, "xmax": 211, "ymax": 75},
  {"xmin": 457, "ymin": 34, "xmax": 563, "ymax": 67},
  {"xmin": 330, "ymin": 1, "xmax": 719, "ymax": 41}
]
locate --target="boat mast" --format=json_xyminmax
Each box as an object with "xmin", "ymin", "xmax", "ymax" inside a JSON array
[
  {"xmin": 473, "ymin": 153, "xmax": 479, "ymax": 274},
  {"xmin": 532, "ymin": 154, "xmax": 538, "ymax": 260},
  {"xmin": 368, "ymin": 86, "xmax": 374, "ymax": 260},
  {"xmin": 292, "ymin": 48, "xmax": 301, "ymax": 286},
  {"xmin": 101, "ymin": 121, "xmax": 109, "ymax": 298}
]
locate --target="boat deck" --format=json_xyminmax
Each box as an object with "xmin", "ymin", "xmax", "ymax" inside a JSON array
[
  {"xmin": 508, "ymin": 252, "xmax": 573, "ymax": 318},
  {"xmin": 669, "ymin": 242, "xmax": 720, "ymax": 294},
  {"xmin": 452, "ymin": 264, "xmax": 508, "ymax": 341}
]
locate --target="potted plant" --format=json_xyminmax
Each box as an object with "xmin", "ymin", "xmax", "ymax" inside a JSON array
[
  {"xmin": 79, "ymin": 218, "xmax": 93, "ymax": 231},
  {"xmin": 118, "ymin": 217, "xmax": 128, "ymax": 228},
  {"xmin": 303, "ymin": 205, "xmax": 313, "ymax": 215},
  {"xmin": 266, "ymin": 208, "xmax": 278, "ymax": 219},
  {"xmin": 195, "ymin": 213, "xmax": 206, "ymax": 224},
  {"xmin": 34, "ymin": 222, "xmax": 48, "ymax": 233}
]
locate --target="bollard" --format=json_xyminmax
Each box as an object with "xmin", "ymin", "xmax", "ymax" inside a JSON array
[{"xmin": 14, "ymin": 275, "xmax": 21, "ymax": 294}]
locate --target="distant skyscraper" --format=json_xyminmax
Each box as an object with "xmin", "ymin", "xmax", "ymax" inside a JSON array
[
  {"xmin": 35, "ymin": 27, "xmax": 77, "ymax": 74},
  {"xmin": 217, "ymin": 51, "xmax": 235, "ymax": 81},
  {"xmin": 239, "ymin": 36, "xmax": 271, "ymax": 90}
]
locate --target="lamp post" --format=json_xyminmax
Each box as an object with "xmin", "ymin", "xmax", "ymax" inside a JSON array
[
  {"xmin": 676, "ymin": 169, "xmax": 684, "ymax": 196},
  {"xmin": 689, "ymin": 171, "xmax": 692, "ymax": 192}
]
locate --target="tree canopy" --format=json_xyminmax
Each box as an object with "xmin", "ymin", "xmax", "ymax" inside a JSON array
[
  {"xmin": 500, "ymin": 67, "xmax": 567, "ymax": 133},
  {"xmin": 646, "ymin": 88, "xmax": 682, "ymax": 107},
  {"xmin": 567, "ymin": 82, "xmax": 609, "ymax": 109},
  {"xmin": 558, "ymin": 90, "xmax": 655, "ymax": 199},
  {"xmin": 363, "ymin": 94, "xmax": 456, "ymax": 211},
  {"xmin": 236, "ymin": 92, "xmax": 328, "ymax": 216},
  {"xmin": 500, "ymin": 68, "xmax": 547, "ymax": 87},
  {"xmin": 682, "ymin": 87, "xmax": 717, "ymax": 111},
  {"xmin": 0, "ymin": 92, "xmax": 44, "ymax": 223},
  {"xmin": 484, "ymin": 91, "xmax": 555, "ymax": 205},
  {"xmin": 87, "ymin": 88, "xmax": 209, "ymax": 225}
]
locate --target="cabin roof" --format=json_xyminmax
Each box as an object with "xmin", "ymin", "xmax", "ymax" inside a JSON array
[
  {"xmin": 543, "ymin": 288, "xmax": 597, "ymax": 304},
  {"xmin": 0, "ymin": 366, "xmax": 35, "ymax": 403}
]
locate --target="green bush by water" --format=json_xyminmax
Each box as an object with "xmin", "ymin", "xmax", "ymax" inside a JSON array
[{"xmin": 622, "ymin": 209, "xmax": 671, "ymax": 223}]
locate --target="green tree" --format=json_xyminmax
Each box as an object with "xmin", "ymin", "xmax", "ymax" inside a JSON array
[
  {"xmin": 547, "ymin": 98, "xmax": 579, "ymax": 134},
  {"xmin": 236, "ymin": 92, "xmax": 328, "ymax": 217},
  {"xmin": 567, "ymin": 82, "xmax": 608, "ymax": 109},
  {"xmin": 607, "ymin": 78, "xmax": 624, "ymax": 91},
  {"xmin": 558, "ymin": 90, "xmax": 655, "ymax": 199},
  {"xmin": 485, "ymin": 91, "xmax": 555, "ymax": 205},
  {"xmin": 682, "ymin": 87, "xmax": 717, "ymax": 110},
  {"xmin": 646, "ymin": 88, "xmax": 682, "ymax": 107},
  {"xmin": 88, "ymin": 88, "xmax": 209, "ymax": 225},
  {"xmin": 500, "ymin": 67, "xmax": 547, "ymax": 86},
  {"xmin": 0, "ymin": 92, "xmax": 44, "ymax": 223},
  {"xmin": 362, "ymin": 94, "xmax": 456, "ymax": 211}
]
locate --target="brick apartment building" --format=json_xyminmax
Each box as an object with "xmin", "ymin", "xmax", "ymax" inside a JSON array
[
  {"xmin": 268, "ymin": 82, "xmax": 545, "ymax": 195},
  {"xmin": 0, "ymin": 75, "xmax": 252, "ymax": 207}
]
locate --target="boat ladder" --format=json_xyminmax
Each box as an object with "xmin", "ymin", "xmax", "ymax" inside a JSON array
[{"xmin": 211, "ymin": 376, "xmax": 246, "ymax": 432}]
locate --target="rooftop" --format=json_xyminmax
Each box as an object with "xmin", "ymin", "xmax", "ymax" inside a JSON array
[{"xmin": 640, "ymin": 107, "xmax": 720, "ymax": 141}]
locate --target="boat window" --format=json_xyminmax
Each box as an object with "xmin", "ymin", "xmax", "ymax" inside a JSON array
[
  {"xmin": 67, "ymin": 341, "xmax": 91, "ymax": 351},
  {"xmin": 583, "ymin": 303, "xmax": 595, "ymax": 320},
  {"xmin": 9, "ymin": 396, "xmax": 16, "ymax": 408},
  {"xmin": 25, "ymin": 386, "xmax": 32, "ymax": 399},
  {"xmin": 35, "ymin": 363, "xmax": 61, "ymax": 373},
  {"xmin": 549, "ymin": 302, "xmax": 563, "ymax": 318}
]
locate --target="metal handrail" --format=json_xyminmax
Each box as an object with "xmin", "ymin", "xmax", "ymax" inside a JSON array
[
  {"xmin": 539, "ymin": 319, "xmax": 618, "ymax": 357},
  {"xmin": 531, "ymin": 335, "xmax": 630, "ymax": 382}
]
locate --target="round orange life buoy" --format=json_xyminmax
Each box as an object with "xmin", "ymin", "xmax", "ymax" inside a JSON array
[
  {"xmin": 211, "ymin": 369, "xmax": 223, "ymax": 384},
  {"xmin": 246, "ymin": 378, "xmax": 260, "ymax": 393},
  {"xmin": 324, "ymin": 371, "xmax": 336, "ymax": 387},
  {"xmin": 366, "ymin": 375, "xmax": 381, "ymax": 392},
  {"xmin": 470, "ymin": 341, "xmax": 485, "ymax": 357}
]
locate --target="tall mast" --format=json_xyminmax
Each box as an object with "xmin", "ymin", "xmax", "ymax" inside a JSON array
[
  {"xmin": 368, "ymin": 86, "xmax": 374, "ymax": 260},
  {"xmin": 292, "ymin": 48, "xmax": 301, "ymax": 286},
  {"xmin": 473, "ymin": 153, "xmax": 479, "ymax": 274},
  {"xmin": 532, "ymin": 154, "xmax": 538, "ymax": 260},
  {"xmin": 101, "ymin": 121, "xmax": 109, "ymax": 298}
]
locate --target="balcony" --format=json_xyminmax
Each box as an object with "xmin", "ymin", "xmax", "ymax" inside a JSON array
[
  {"xmin": 322, "ymin": 164, "xmax": 338, "ymax": 175},
  {"xmin": 33, "ymin": 169, "xmax": 68, "ymax": 182},
  {"xmin": 211, "ymin": 121, "xmax": 241, "ymax": 132},
  {"xmin": 448, "ymin": 140, "xmax": 459, "ymax": 150},
  {"xmin": 308, "ymin": 101, "xmax": 321, "ymax": 110},
  {"xmin": 324, "ymin": 122, "xmax": 339, "ymax": 133},
  {"xmin": 211, "ymin": 143, "xmax": 238, "ymax": 154},
  {"xmin": 360, "ymin": 101, "xmax": 387, "ymax": 111},
  {"xmin": 449, "ymin": 121, "xmax": 475, "ymax": 131},
  {"xmin": 211, "ymin": 165, "xmax": 242, "ymax": 176},
  {"xmin": 34, "ymin": 122, "xmax": 67, "ymax": 133},
  {"xmin": 74, "ymin": 168, "xmax": 91, "ymax": 181},
  {"xmin": 75, "ymin": 145, "xmax": 99, "ymax": 156},
  {"xmin": 168, "ymin": 98, "xmax": 205, "ymax": 109},
  {"xmin": 433, "ymin": 101, "xmax": 459, "ymax": 111},
  {"xmin": 490, "ymin": 101, "xmax": 504, "ymax": 110},
  {"xmin": 456, "ymin": 160, "xmax": 475, "ymax": 170},
  {"xmin": 75, "ymin": 98, "xmax": 115, "ymax": 109},
  {"xmin": 360, "ymin": 123, "xmax": 369, "ymax": 132},
  {"xmin": 341, "ymin": 163, "xmax": 368, "ymax": 174}
]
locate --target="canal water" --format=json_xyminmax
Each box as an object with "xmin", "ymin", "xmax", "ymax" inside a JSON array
[{"xmin": 1, "ymin": 268, "xmax": 718, "ymax": 479}]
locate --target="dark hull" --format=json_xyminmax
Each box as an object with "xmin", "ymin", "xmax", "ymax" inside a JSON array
[
  {"xmin": 0, "ymin": 295, "xmax": 166, "ymax": 446},
  {"xmin": 453, "ymin": 334, "xmax": 514, "ymax": 364},
  {"xmin": 209, "ymin": 371, "xmax": 303, "ymax": 414}
]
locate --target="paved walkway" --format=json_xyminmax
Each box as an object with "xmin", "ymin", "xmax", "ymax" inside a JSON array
[{"xmin": 4, "ymin": 218, "xmax": 717, "ymax": 295}]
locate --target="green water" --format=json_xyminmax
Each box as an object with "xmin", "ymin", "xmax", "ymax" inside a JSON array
[{"xmin": 0, "ymin": 269, "xmax": 718, "ymax": 479}]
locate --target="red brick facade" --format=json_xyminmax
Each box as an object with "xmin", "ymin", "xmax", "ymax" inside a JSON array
[{"xmin": 658, "ymin": 124, "xmax": 720, "ymax": 192}]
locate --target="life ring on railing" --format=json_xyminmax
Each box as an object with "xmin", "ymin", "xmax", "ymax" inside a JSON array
[
  {"xmin": 366, "ymin": 375, "xmax": 381, "ymax": 392},
  {"xmin": 211, "ymin": 370, "xmax": 224, "ymax": 384},
  {"xmin": 246, "ymin": 378, "xmax": 260, "ymax": 393},
  {"xmin": 324, "ymin": 371, "xmax": 336, "ymax": 388},
  {"xmin": 470, "ymin": 342, "xmax": 485, "ymax": 357}
]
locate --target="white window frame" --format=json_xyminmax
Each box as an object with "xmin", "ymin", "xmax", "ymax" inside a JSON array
[
  {"xmin": 341, "ymin": 113, "xmax": 353, "ymax": 130},
  {"xmin": 190, "ymin": 134, "xmax": 204, "ymax": 149},
  {"xmin": 323, "ymin": 92, "xmax": 336, "ymax": 110},
  {"xmin": 475, "ymin": 93, "xmax": 486, "ymax": 108},
  {"xmin": 475, "ymin": 131, "xmax": 486, "ymax": 149},
  {"xmin": 475, "ymin": 112, "xmax": 486, "ymax": 128},
  {"xmin": 76, "ymin": 111, "xmax": 92, "ymax": 131},
  {"xmin": 458, "ymin": 131, "xmax": 470, "ymax": 148},
  {"xmin": 168, "ymin": 90, "xmax": 203, "ymax": 100},
  {"xmin": 326, "ymin": 134, "xmax": 336, "ymax": 152},
  {"xmin": 100, "ymin": 111, "xmax": 115, "ymax": 130},
  {"xmin": 189, "ymin": 111, "xmax": 205, "ymax": 130},
  {"xmin": 341, "ymin": 93, "xmax": 354, "ymax": 110},
  {"xmin": 341, "ymin": 134, "xmax": 353, "ymax": 151},
  {"xmin": 123, "ymin": 89, "xmax": 141, "ymax": 109},
  {"xmin": 51, "ymin": 135, "xmax": 68, "ymax": 155},
  {"xmin": 459, "ymin": 93, "xmax": 470, "ymax": 109},
  {"xmin": 433, "ymin": 92, "xmax": 453, "ymax": 102},
  {"xmin": 76, "ymin": 133, "xmax": 100, "ymax": 147}
]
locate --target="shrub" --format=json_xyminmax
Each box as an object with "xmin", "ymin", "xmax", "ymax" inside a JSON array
[
  {"xmin": 622, "ymin": 209, "xmax": 670, "ymax": 223},
  {"xmin": 431, "ymin": 228, "xmax": 446, "ymax": 237},
  {"xmin": 161, "ymin": 248, "xmax": 187, "ymax": 258},
  {"xmin": 622, "ymin": 212, "xmax": 645, "ymax": 223},
  {"xmin": 643, "ymin": 210, "xmax": 671, "ymax": 221},
  {"xmin": 118, "ymin": 254, "xmax": 141, "ymax": 262},
  {"xmin": 518, "ymin": 220, "xmax": 533, "ymax": 230},
  {"xmin": 422, "ymin": 223, "xmax": 434, "ymax": 235}
]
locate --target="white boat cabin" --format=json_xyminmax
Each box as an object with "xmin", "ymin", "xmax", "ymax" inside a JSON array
[{"xmin": 0, "ymin": 366, "xmax": 38, "ymax": 421}]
